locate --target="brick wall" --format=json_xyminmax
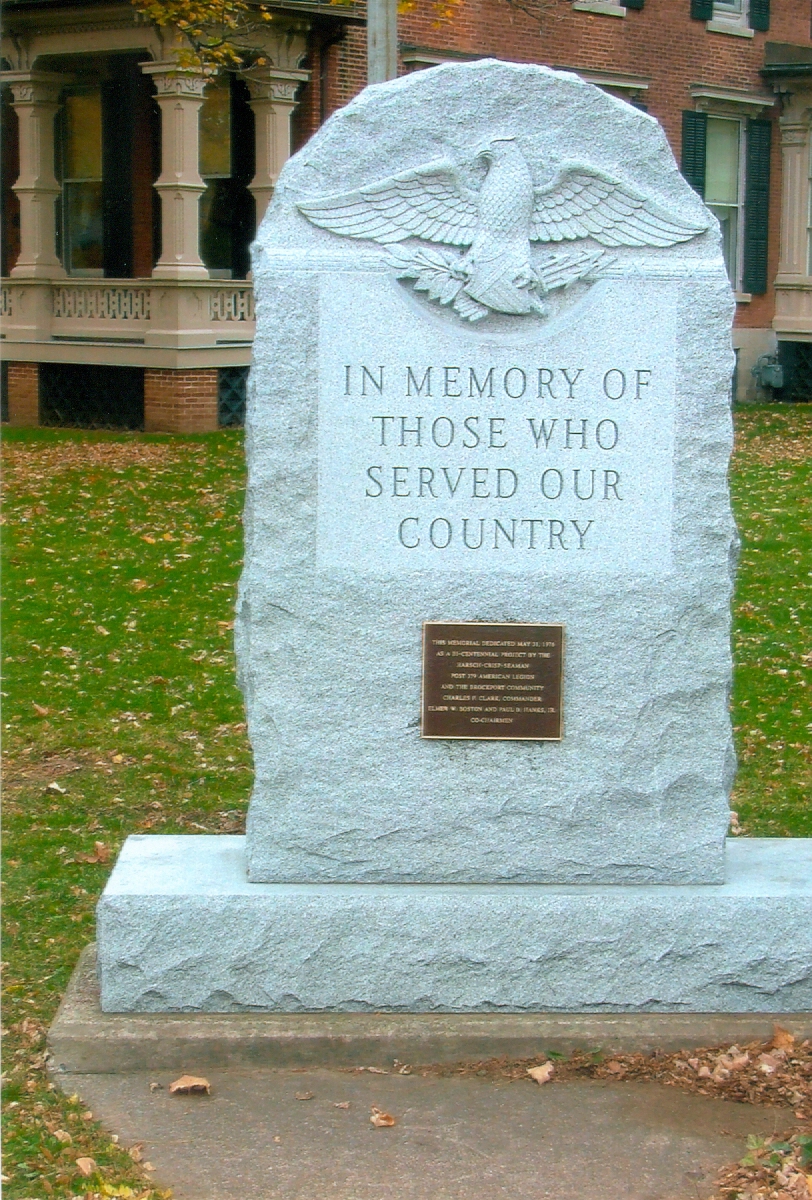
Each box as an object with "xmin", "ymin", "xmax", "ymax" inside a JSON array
[
  {"xmin": 143, "ymin": 368, "xmax": 218, "ymax": 434},
  {"xmin": 6, "ymin": 362, "xmax": 39, "ymax": 427}
]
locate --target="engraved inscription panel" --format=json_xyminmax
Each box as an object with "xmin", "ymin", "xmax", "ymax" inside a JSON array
[
  {"xmin": 422, "ymin": 622, "xmax": 563, "ymax": 740},
  {"xmin": 317, "ymin": 275, "xmax": 677, "ymax": 575}
]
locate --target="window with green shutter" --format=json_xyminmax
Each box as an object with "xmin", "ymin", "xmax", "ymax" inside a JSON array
[
  {"xmin": 690, "ymin": 0, "xmax": 713, "ymax": 19},
  {"xmin": 748, "ymin": 0, "xmax": 769, "ymax": 31},
  {"xmin": 682, "ymin": 111, "xmax": 771, "ymax": 295},
  {"xmin": 681, "ymin": 111, "xmax": 707, "ymax": 197},
  {"xmin": 743, "ymin": 119, "xmax": 771, "ymax": 295}
]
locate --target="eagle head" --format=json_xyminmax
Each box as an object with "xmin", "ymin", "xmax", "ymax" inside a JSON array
[{"xmin": 474, "ymin": 135, "xmax": 518, "ymax": 165}]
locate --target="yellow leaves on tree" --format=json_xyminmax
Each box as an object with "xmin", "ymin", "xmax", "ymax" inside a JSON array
[{"xmin": 128, "ymin": 0, "xmax": 462, "ymax": 76}]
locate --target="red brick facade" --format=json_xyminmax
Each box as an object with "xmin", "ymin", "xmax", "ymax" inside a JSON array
[
  {"xmin": 143, "ymin": 368, "xmax": 219, "ymax": 434},
  {"xmin": 6, "ymin": 361, "xmax": 39, "ymax": 427}
]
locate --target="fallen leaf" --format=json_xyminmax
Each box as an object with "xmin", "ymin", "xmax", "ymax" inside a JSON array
[
  {"xmin": 527, "ymin": 1062, "xmax": 555, "ymax": 1085},
  {"xmin": 772, "ymin": 1025, "xmax": 795, "ymax": 1052},
  {"xmin": 605, "ymin": 1061, "xmax": 626, "ymax": 1075},
  {"xmin": 295, "ymin": 1091, "xmax": 314, "ymax": 1101},
  {"xmin": 32, "ymin": 703, "xmax": 50, "ymax": 717},
  {"xmin": 333, "ymin": 1101, "xmax": 350, "ymax": 1109},
  {"xmin": 75, "ymin": 1157, "xmax": 96, "ymax": 1177},
  {"xmin": 73, "ymin": 841, "xmax": 111, "ymax": 865},
  {"xmin": 365, "ymin": 1067, "xmax": 388, "ymax": 1074},
  {"xmin": 82, "ymin": 1110, "xmax": 93, "ymax": 1120},
  {"xmin": 169, "ymin": 1074, "xmax": 211, "ymax": 1095},
  {"xmin": 53, "ymin": 1129, "xmax": 72, "ymax": 1144},
  {"xmin": 370, "ymin": 1106, "xmax": 396, "ymax": 1127},
  {"xmin": 149, "ymin": 1082, "xmax": 163, "ymax": 1092},
  {"xmin": 95, "ymin": 626, "xmax": 110, "ymax": 636},
  {"xmin": 718, "ymin": 1050, "xmax": 749, "ymax": 1071},
  {"xmin": 45, "ymin": 782, "xmax": 67, "ymax": 795},
  {"xmin": 143, "ymin": 1161, "xmax": 154, "ymax": 1171},
  {"xmin": 142, "ymin": 535, "xmax": 156, "ymax": 544}
]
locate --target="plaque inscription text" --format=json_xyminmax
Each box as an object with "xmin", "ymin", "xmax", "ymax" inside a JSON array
[{"xmin": 421, "ymin": 622, "xmax": 563, "ymax": 740}]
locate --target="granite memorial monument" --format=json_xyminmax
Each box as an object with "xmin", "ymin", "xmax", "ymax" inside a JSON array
[{"xmin": 96, "ymin": 60, "xmax": 812, "ymax": 1014}]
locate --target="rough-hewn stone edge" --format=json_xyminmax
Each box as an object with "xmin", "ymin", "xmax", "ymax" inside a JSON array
[{"xmin": 49, "ymin": 946, "xmax": 812, "ymax": 1075}]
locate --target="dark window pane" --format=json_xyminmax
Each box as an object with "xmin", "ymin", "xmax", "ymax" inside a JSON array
[
  {"xmin": 200, "ymin": 83, "xmax": 231, "ymax": 178},
  {"xmin": 65, "ymin": 181, "xmax": 104, "ymax": 272}
]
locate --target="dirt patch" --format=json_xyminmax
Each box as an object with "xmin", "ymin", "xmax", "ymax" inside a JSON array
[
  {"xmin": 734, "ymin": 409, "xmax": 812, "ymax": 468},
  {"xmin": 1, "ymin": 749, "xmax": 90, "ymax": 793},
  {"xmin": 1, "ymin": 438, "xmax": 193, "ymax": 493}
]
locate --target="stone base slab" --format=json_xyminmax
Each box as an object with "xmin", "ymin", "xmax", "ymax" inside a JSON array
[
  {"xmin": 96, "ymin": 836, "xmax": 812, "ymax": 1014},
  {"xmin": 50, "ymin": 944, "xmax": 812, "ymax": 1074}
]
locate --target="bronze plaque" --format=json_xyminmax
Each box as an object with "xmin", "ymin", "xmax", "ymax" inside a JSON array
[{"xmin": 421, "ymin": 622, "xmax": 564, "ymax": 741}]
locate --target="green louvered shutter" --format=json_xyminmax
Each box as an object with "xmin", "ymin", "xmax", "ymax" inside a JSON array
[
  {"xmin": 624, "ymin": 0, "xmax": 645, "ymax": 9},
  {"xmin": 690, "ymin": 0, "xmax": 713, "ymax": 19},
  {"xmin": 681, "ymin": 111, "xmax": 707, "ymax": 196},
  {"xmin": 748, "ymin": 0, "xmax": 769, "ymax": 31},
  {"xmin": 742, "ymin": 118, "xmax": 771, "ymax": 295}
]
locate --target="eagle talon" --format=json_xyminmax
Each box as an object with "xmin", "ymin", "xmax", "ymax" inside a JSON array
[{"xmin": 513, "ymin": 267, "xmax": 539, "ymax": 290}]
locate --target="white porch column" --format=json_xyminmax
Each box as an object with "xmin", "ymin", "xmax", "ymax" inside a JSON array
[
  {"xmin": 2, "ymin": 71, "xmax": 66, "ymax": 278},
  {"xmin": 775, "ymin": 117, "xmax": 810, "ymax": 282},
  {"xmin": 141, "ymin": 62, "xmax": 209, "ymax": 280},
  {"xmin": 247, "ymin": 70, "xmax": 309, "ymax": 225},
  {"xmin": 367, "ymin": 0, "xmax": 398, "ymax": 84}
]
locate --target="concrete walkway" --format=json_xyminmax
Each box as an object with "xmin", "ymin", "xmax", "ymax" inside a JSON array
[{"xmin": 62, "ymin": 1067, "xmax": 790, "ymax": 1200}]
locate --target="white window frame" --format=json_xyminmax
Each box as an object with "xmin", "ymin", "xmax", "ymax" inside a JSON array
[
  {"xmin": 807, "ymin": 145, "xmax": 812, "ymax": 278},
  {"xmin": 707, "ymin": 0, "xmax": 754, "ymax": 38},
  {"xmin": 704, "ymin": 114, "xmax": 747, "ymax": 293}
]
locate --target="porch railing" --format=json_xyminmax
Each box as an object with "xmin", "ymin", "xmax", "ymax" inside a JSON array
[{"xmin": 1, "ymin": 278, "xmax": 256, "ymax": 354}]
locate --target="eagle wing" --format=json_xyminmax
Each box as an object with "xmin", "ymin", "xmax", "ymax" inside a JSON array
[
  {"xmin": 297, "ymin": 159, "xmax": 479, "ymax": 247},
  {"xmin": 531, "ymin": 165, "xmax": 708, "ymax": 248}
]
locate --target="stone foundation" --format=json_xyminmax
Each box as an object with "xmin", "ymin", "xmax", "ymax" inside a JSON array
[{"xmin": 96, "ymin": 835, "xmax": 812, "ymax": 1014}]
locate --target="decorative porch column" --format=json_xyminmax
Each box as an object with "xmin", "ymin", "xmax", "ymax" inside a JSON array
[
  {"xmin": 247, "ymin": 69, "xmax": 309, "ymax": 225},
  {"xmin": 775, "ymin": 117, "xmax": 810, "ymax": 282},
  {"xmin": 2, "ymin": 72, "xmax": 66, "ymax": 278},
  {"xmin": 141, "ymin": 63, "xmax": 209, "ymax": 280}
]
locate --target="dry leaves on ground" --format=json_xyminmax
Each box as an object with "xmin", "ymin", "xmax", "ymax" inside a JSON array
[
  {"xmin": 715, "ymin": 1131, "xmax": 812, "ymax": 1199},
  {"xmin": 419, "ymin": 1026, "xmax": 811, "ymax": 1120},
  {"xmin": 420, "ymin": 1027, "xmax": 811, "ymax": 1199},
  {"xmin": 168, "ymin": 1075, "xmax": 211, "ymax": 1096},
  {"xmin": 369, "ymin": 1106, "xmax": 397, "ymax": 1128},
  {"xmin": 71, "ymin": 841, "xmax": 111, "ymax": 864}
]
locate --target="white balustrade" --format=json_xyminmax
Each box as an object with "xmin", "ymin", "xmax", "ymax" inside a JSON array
[
  {"xmin": 209, "ymin": 288, "xmax": 255, "ymax": 322},
  {"xmin": 52, "ymin": 285, "xmax": 152, "ymax": 321}
]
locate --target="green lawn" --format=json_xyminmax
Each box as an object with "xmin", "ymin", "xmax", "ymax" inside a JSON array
[
  {"xmin": 728, "ymin": 406, "xmax": 812, "ymax": 836},
  {"xmin": 1, "ymin": 407, "xmax": 810, "ymax": 1199}
]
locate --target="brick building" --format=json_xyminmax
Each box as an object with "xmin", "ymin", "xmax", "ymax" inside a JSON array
[{"xmin": 2, "ymin": 0, "xmax": 812, "ymax": 429}]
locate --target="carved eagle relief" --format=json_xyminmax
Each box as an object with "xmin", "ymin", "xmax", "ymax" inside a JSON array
[{"xmin": 297, "ymin": 137, "xmax": 708, "ymax": 322}]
